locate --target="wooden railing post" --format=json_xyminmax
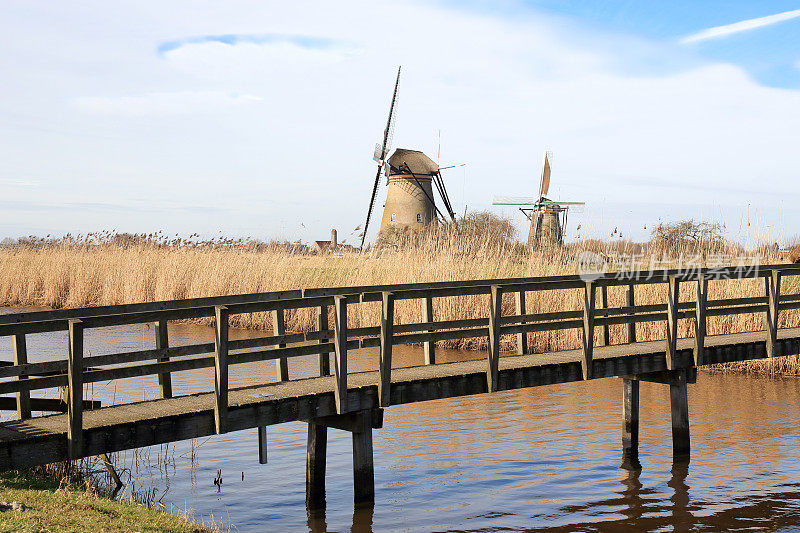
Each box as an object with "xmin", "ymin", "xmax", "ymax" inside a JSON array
[
  {"xmin": 12, "ymin": 334, "xmax": 31, "ymax": 420},
  {"xmin": 333, "ymin": 295, "xmax": 348, "ymax": 414},
  {"xmin": 317, "ymin": 305, "xmax": 331, "ymax": 376},
  {"xmin": 599, "ymin": 285, "xmax": 610, "ymax": 346},
  {"xmin": 379, "ymin": 292, "xmax": 395, "ymax": 407},
  {"xmin": 155, "ymin": 320, "xmax": 172, "ymax": 399},
  {"xmin": 423, "ymin": 295, "xmax": 435, "ymax": 365},
  {"xmin": 272, "ymin": 309, "xmax": 289, "ymax": 381},
  {"xmin": 214, "ymin": 306, "xmax": 229, "ymax": 434},
  {"xmin": 666, "ymin": 276, "xmax": 680, "ymax": 370},
  {"xmin": 694, "ymin": 275, "xmax": 708, "ymax": 366},
  {"xmin": 626, "ymin": 283, "xmax": 637, "ymax": 343},
  {"xmin": 765, "ymin": 270, "xmax": 782, "ymax": 358},
  {"xmin": 67, "ymin": 319, "xmax": 84, "ymax": 459},
  {"xmin": 581, "ymin": 281, "xmax": 596, "ymax": 380},
  {"xmin": 514, "ymin": 290, "xmax": 528, "ymax": 355},
  {"xmin": 487, "ymin": 285, "xmax": 502, "ymax": 392}
]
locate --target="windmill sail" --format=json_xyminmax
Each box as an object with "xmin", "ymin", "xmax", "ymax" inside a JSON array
[
  {"xmin": 539, "ymin": 151, "xmax": 552, "ymax": 198},
  {"xmin": 361, "ymin": 66, "xmax": 401, "ymax": 250}
]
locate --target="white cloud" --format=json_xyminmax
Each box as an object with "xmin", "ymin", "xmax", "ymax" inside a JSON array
[
  {"xmin": 163, "ymin": 40, "xmax": 361, "ymax": 81},
  {"xmin": 1, "ymin": 1, "xmax": 799, "ymax": 242},
  {"xmin": 73, "ymin": 91, "xmax": 261, "ymax": 115},
  {"xmin": 680, "ymin": 8, "xmax": 800, "ymax": 44}
]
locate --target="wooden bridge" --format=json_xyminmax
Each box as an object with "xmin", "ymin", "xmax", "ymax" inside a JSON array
[{"xmin": 0, "ymin": 263, "xmax": 799, "ymax": 508}]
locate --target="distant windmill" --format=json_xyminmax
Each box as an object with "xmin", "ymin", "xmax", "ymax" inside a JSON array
[
  {"xmin": 360, "ymin": 67, "xmax": 457, "ymax": 248},
  {"xmin": 493, "ymin": 152, "xmax": 585, "ymax": 248}
]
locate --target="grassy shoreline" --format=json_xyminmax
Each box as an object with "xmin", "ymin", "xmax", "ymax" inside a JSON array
[{"xmin": 0, "ymin": 468, "xmax": 211, "ymax": 532}]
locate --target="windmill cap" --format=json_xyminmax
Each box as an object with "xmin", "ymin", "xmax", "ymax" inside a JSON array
[{"xmin": 386, "ymin": 148, "xmax": 439, "ymax": 176}]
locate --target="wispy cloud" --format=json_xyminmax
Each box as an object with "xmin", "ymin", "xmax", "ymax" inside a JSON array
[
  {"xmin": 0, "ymin": 178, "xmax": 40, "ymax": 188},
  {"xmin": 74, "ymin": 91, "xmax": 261, "ymax": 115},
  {"xmin": 680, "ymin": 8, "xmax": 800, "ymax": 44},
  {"xmin": 157, "ymin": 33, "xmax": 345, "ymax": 55}
]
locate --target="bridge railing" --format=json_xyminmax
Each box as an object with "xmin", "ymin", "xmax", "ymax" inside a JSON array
[{"xmin": 1, "ymin": 263, "xmax": 800, "ymax": 459}]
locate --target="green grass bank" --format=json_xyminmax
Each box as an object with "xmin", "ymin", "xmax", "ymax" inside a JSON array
[{"xmin": 0, "ymin": 469, "xmax": 210, "ymax": 533}]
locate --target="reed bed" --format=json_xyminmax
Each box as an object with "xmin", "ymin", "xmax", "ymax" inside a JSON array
[{"xmin": 0, "ymin": 225, "xmax": 797, "ymax": 375}]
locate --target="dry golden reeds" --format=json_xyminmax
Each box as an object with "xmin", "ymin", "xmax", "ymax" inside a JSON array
[{"xmin": 0, "ymin": 221, "xmax": 797, "ymax": 374}]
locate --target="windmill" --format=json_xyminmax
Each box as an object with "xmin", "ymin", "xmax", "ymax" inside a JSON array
[
  {"xmin": 360, "ymin": 67, "xmax": 457, "ymax": 248},
  {"xmin": 492, "ymin": 152, "xmax": 585, "ymax": 248}
]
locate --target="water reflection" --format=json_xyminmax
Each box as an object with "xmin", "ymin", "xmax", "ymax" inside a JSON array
[
  {"xmin": 619, "ymin": 469, "xmax": 644, "ymax": 523},
  {"xmin": 668, "ymin": 464, "xmax": 692, "ymax": 531},
  {"xmin": 307, "ymin": 505, "xmax": 375, "ymax": 533}
]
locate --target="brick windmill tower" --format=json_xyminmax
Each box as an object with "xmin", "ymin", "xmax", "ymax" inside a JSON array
[
  {"xmin": 359, "ymin": 68, "xmax": 456, "ymax": 247},
  {"xmin": 379, "ymin": 148, "xmax": 442, "ymax": 231}
]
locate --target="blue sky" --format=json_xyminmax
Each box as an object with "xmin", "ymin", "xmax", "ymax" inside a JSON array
[
  {"xmin": 525, "ymin": 1, "xmax": 800, "ymax": 87},
  {"xmin": 0, "ymin": 0, "xmax": 798, "ymax": 245}
]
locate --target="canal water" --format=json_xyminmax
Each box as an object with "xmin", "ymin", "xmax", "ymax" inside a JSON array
[{"xmin": 3, "ymin": 316, "xmax": 800, "ymax": 531}]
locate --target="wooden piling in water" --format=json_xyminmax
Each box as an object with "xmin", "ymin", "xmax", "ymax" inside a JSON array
[
  {"xmin": 620, "ymin": 378, "xmax": 640, "ymax": 470},
  {"xmin": 306, "ymin": 422, "xmax": 327, "ymax": 509},
  {"xmin": 304, "ymin": 409, "xmax": 380, "ymax": 509},
  {"xmin": 670, "ymin": 370, "xmax": 690, "ymax": 463},
  {"xmin": 351, "ymin": 410, "xmax": 375, "ymax": 506},
  {"xmin": 258, "ymin": 426, "xmax": 268, "ymax": 464}
]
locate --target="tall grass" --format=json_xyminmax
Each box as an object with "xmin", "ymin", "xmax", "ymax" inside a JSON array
[{"xmin": 0, "ymin": 223, "xmax": 797, "ymax": 374}]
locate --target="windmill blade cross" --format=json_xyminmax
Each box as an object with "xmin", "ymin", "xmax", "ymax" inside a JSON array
[
  {"xmin": 360, "ymin": 66, "xmax": 401, "ymax": 250},
  {"xmin": 439, "ymin": 163, "xmax": 466, "ymax": 171},
  {"xmin": 545, "ymin": 200, "xmax": 586, "ymax": 213}
]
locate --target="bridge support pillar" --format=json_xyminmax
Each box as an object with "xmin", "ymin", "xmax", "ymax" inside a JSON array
[
  {"xmin": 669, "ymin": 370, "xmax": 690, "ymax": 463},
  {"xmin": 306, "ymin": 421, "xmax": 327, "ymax": 510},
  {"xmin": 351, "ymin": 411, "xmax": 375, "ymax": 506},
  {"xmin": 622, "ymin": 369, "xmax": 693, "ymax": 467},
  {"xmin": 620, "ymin": 378, "xmax": 640, "ymax": 470},
  {"xmin": 304, "ymin": 408, "xmax": 383, "ymax": 510}
]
